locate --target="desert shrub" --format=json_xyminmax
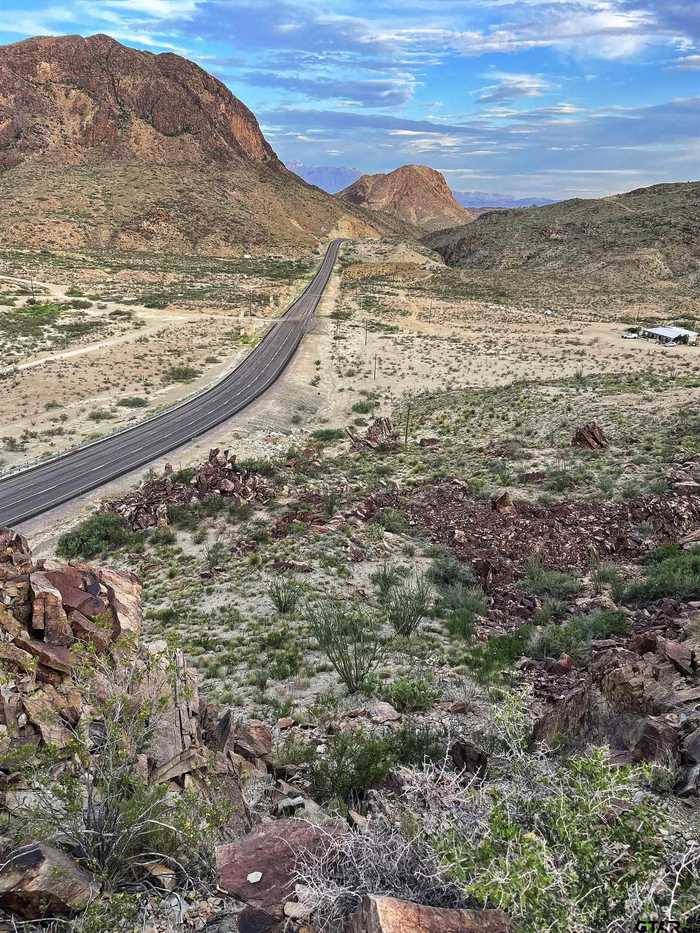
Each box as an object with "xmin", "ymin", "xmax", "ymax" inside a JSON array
[
  {"xmin": 527, "ymin": 610, "xmax": 629, "ymax": 664},
  {"xmin": 171, "ymin": 466, "xmax": 195, "ymax": 484},
  {"xmin": 168, "ymin": 502, "xmax": 202, "ymax": 530},
  {"xmin": 88, "ymin": 408, "xmax": 114, "ymax": 421},
  {"xmin": 270, "ymin": 576, "xmax": 304, "ymax": 615},
  {"xmin": 383, "ymin": 676, "xmax": 439, "ymax": 712},
  {"xmin": 311, "ymin": 427, "xmax": 345, "ymax": 442},
  {"xmin": 309, "ymin": 723, "xmax": 444, "ymax": 804},
  {"xmin": 309, "ymin": 731, "xmax": 396, "ymax": 803},
  {"xmin": 57, "ymin": 513, "xmax": 140, "ymax": 559},
  {"xmin": 351, "ymin": 399, "xmax": 377, "ymax": 414},
  {"xmin": 442, "ymin": 584, "xmax": 487, "ymax": 640},
  {"xmin": 522, "ymin": 558, "xmax": 581, "ymax": 599},
  {"xmin": 532, "ymin": 597, "xmax": 567, "ymax": 625},
  {"xmin": 438, "ymin": 746, "xmax": 667, "ymax": 933},
  {"xmin": 148, "ymin": 526, "xmax": 176, "ymax": 546},
  {"xmin": 427, "ymin": 554, "xmax": 477, "ymax": 591},
  {"xmin": 369, "ymin": 562, "xmax": 405, "ymax": 602},
  {"xmin": 386, "ymin": 574, "xmax": 432, "ymax": 636},
  {"xmin": 5, "ymin": 688, "xmax": 231, "ymax": 893},
  {"xmin": 116, "ymin": 396, "xmax": 148, "ymax": 408},
  {"xmin": 307, "ymin": 599, "xmax": 384, "ymax": 692},
  {"xmin": 462, "ymin": 626, "xmax": 534, "ymax": 683},
  {"xmin": 163, "ymin": 365, "xmax": 200, "ymax": 383},
  {"xmin": 623, "ymin": 546, "xmax": 700, "ymax": 605},
  {"xmin": 373, "ymin": 507, "xmax": 407, "ymax": 533},
  {"xmin": 237, "ymin": 457, "xmax": 277, "ymax": 477}
]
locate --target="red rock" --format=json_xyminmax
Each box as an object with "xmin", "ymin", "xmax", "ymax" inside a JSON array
[
  {"xmin": 0, "ymin": 843, "xmax": 99, "ymax": 919},
  {"xmin": 216, "ymin": 819, "xmax": 341, "ymax": 915},
  {"xmin": 277, "ymin": 717, "xmax": 295, "ymax": 730},
  {"xmin": 344, "ymin": 895, "xmax": 512, "ymax": 932},
  {"xmin": 14, "ymin": 637, "xmax": 74, "ymax": 675}
]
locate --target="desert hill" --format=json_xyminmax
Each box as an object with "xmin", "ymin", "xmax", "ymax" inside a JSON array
[
  {"xmin": 339, "ymin": 164, "xmax": 476, "ymax": 233},
  {"xmin": 0, "ymin": 34, "xmax": 411, "ymax": 252},
  {"xmin": 425, "ymin": 181, "xmax": 700, "ymax": 284}
]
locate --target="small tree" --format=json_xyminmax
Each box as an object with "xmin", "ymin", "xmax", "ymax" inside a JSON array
[{"xmin": 386, "ymin": 574, "xmax": 432, "ymax": 637}]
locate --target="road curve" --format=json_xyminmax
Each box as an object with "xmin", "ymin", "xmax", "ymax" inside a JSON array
[{"xmin": 0, "ymin": 239, "xmax": 345, "ymax": 528}]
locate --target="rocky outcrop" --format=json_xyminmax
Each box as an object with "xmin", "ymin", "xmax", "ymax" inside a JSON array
[
  {"xmin": 0, "ymin": 844, "xmax": 99, "ymax": 919},
  {"xmin": 339, "ymin": 165, "xmax": 476, "ymax": 232},
  {"xmin": 0, "ymin": 33, "xmax": 279, "ymax": 171},
  {"xmin": 216, "ymin": 819, "xmax": 343, "ymax": 920},
  {"xmin": 344, "ymin": 895, "xmax": 512, "ymax": 932},
  {"xmin": 102, "ymin": 448, "xmax": 273, "ymax": 530}
]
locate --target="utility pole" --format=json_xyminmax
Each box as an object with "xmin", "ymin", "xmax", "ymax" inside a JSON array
[{"xmin": 373, "ymin": 354, "xmax": 378, "ymax": 380}]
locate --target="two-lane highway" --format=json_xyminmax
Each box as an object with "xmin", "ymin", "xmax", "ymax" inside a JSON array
[{"xmin": 0, "ymin": 239, "xmax": 345, "ymax": 528}]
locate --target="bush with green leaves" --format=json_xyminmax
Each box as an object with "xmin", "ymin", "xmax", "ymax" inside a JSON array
[
  {"xmin": 623, "ymin": 546, "xmax": 700, "ymax": 605},
  {"xmin": 307, "ymin": 598, "xmax": 384, "ymax": 692},
  {"xmin": 270, "ymin": 576, "xmax": 304, "ymax": 615},
  {"xmin": 57, "ymin": 513, "xmax": 141, "ymax": 559},
  {"xmin": 309, "ymin": 723, "xmax": 444, "ymax": 804},
  {"xmin": 383, "ymin": 676, "xmax": 440, "ymax": 712},
  {"xmin": 386, "ymin": 574, "xmax": 432, "ymax": 637},
  {"xmin": 5, "ymin": 685, "xmax": 232, "ymax": 894},
  {"xmin": 427, "ymin": 554, "xmax": 477, "ymax": 591},
  {"xmin": 438, "ymin": 745, "xmax": 669, "ymax": 933},
  {"xmin": 522, "ymin": 558, "xmax": 581, "ymax": 599},
  {"xmin": 527, "ymin": 609, "xmax": 629, "ymax": 664},
  {"xmin": 370, "ymin": 562, "xmax": 405, "ymax": 602},
  {"xmin": 441, "ymin": 583, "xmax": 487, "ymax": 640}
]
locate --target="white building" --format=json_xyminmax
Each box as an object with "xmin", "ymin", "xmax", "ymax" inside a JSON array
[{"xmin": 640, "ymin": 326, "xmax": 698, "ymax": 346}]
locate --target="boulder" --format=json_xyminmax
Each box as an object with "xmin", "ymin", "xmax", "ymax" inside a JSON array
[
  {"xmin": 216, "ymin": 819, "xmax": 341, "ymax": 917},
  {"xmin": 344, "ymin": 896, "xmax": 512, "ymax": 932},
  {"xmin": 0, "ymin": 843, "xmax": 99, "ymax": 919}
]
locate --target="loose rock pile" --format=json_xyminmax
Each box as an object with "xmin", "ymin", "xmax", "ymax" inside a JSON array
[{"xmin": 102, "ymin": 448, "xmax": 273, "ymax": 530}]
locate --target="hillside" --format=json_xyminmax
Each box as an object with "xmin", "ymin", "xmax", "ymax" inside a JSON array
[
  {"xmin": 339, "ymin": 164, "xmax": 476, "ymax": 233},
  {"xmin": 425, "ymin": 181, "xmax": 700, "ymax": 284},
  {"xmin": 0, "ymin": 34, "xmax": 409, "ymax": 252}
]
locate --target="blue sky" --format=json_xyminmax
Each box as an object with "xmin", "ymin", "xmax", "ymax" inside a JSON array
[{"xmin": 2, "ymin": 0, "xmax": 699, "ymax": 197}]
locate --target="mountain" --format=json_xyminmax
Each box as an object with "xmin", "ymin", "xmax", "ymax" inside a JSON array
[
  {"xmin": 425, "ymin": 181, "xmax": 700, "ymax": 284},
  {"xmin": 453, "ymin": 191, "xmax": 558, "ymax": 209},
  {"xmin": 338, "ymin": 165, "xmax": 477, "ymax": 233},
  {"xmin": 287, "ymin": 162, "xmax": 362, "ymax": 193},
  {"xmin": 0, "ymin": 35, "xmax": 409, "ymax": 252}
]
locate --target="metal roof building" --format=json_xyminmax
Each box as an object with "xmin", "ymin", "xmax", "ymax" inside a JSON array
[{"xmin": 640, "ymin": 326, "xmax": 698, "ymax": 346}]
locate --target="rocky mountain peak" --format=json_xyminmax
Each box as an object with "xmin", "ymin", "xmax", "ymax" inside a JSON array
[
  {"xmin": 338, "ymin": 163, "xmax": 476, "ymax": 232},
  {"xmin": 0, "ymin": 33, "xmax": 281, "ymax": 170}
]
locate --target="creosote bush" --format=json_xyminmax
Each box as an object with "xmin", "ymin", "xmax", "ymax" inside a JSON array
[
  {"xmin": 522, "ymin": 558, "xmax": 581, "ymax": 599},
  {"xmin": 623, "ymin": 545, "xmax": 700, "ymax": 605},
  {"xmin": 383, "ymin": 675, "xmax": 440, "ymax": 712},
  {"xmin": 57, "ymin": 512, "xmax": 142, "ymax": 559},
  {"xmin": 307, "ymin": 598, "xmax": 384, "ymax": 693}
]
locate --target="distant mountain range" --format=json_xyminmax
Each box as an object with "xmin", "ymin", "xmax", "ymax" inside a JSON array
[
  {"xmin": 287, "ymin": 162, "xmax": 362, "ymax": 193},
  {"xmin": 453, "ymin": 191, "xmax": 557, "ymax": 209},
  {"xmin": 287, "ymin": 162, "xmax": 557, "ymax": 209}
]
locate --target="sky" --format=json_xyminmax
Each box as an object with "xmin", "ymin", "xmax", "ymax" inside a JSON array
[{"xmin": 2, "ymin": 0, "xmax": 699, "ymax": 198}]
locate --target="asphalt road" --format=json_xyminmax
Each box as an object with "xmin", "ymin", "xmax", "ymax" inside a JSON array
[{"xmin": 0, "ymin": 238, "xmax": 345, "ymax": 528}]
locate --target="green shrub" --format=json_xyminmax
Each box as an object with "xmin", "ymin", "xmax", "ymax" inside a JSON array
[
  {"xmin": 117, "ymin": 396, "xmax": 149, "ymax": 408},
  {"xmin": 462, "ymin": 626, "xmax": 534, "ymax": 683},
  {"xmin": 386, "ymin": 574, "xmax": 432, "ymax": 636},
  {"xmin": 309, "ymin": 731, "xmax": 395, "ymax": 803},
  {"xmin": 57, "ymin": 513, "xmax": 140, "ymax": 559},
  {"xmin": 237, "ymin": 457, "xmax": 277, "ymax": 477},
  {"xmin": 312, "ymin": 428, "xmax": 345, "ymax": 442},
  {"xmin": 527, "ymin": 610, "xmax": 629, "ymax": 664},
  {"xmin": 309, "ymin": 723, "xmax": 444, "ymax": 804},
  {"xmin": 623, "ymin": 547, "xmax": 700, "ymax": 605},
  {"xmin": 522, "ymin": 559, "xmax": 580, "ymax": 599},
  {"xmin": 439, "ymin": 747, "xmax": 666, "ymax": 933},
  {"xmin": 383, "ymin": 676, "xmax": 439, "ymax": 712},
  {"xmin": 374, "ymin": 507, "xmax": 407, "ymax": 533},
  {"xmin": 270, "ymin": 577, "xmax": 304, "ymax": 615},
  {"xmin": 427, "ymin": 554, "xmax": 477, "ymax": 591},
  {"xmin": 307, "ymin": 599, "xmax": 384, "ymax": 693},
  {"xmin": 370, "ymin": 562, "xmax": 405, "ymax": 602},
  {"xmin": 351, "ymin": 399, "xmax": 378, "ymax": 414},
  {"xmin": 163, "ymin": 365, "xmax": 201, "ymax": 383},
  {"xmin": 149, "ymin": 526, "xmax": 176, "ymax": 546},
  {"xmin": 442, "ymin": 584, "xmax": 487, "ymax": 640}
]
